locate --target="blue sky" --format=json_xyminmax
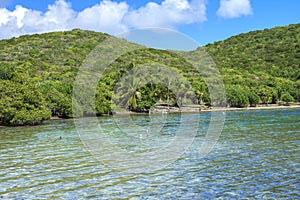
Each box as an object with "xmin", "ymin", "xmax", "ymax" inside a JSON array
[{"xmin": 0, "ymin": 0, "xmax": 299, "ymax": 47}]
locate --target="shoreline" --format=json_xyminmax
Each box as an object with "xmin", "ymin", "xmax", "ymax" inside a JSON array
[
  {"xmin": 113, "ymin": 104, "xmax": 300, "ymax": 115},
  {"xmin": 205, "ymin": 104, "xmax": 300, "ymax": 112},
  {"xmin": 1, "ymin": 104, "xmax": 299, "ymax": 128}
]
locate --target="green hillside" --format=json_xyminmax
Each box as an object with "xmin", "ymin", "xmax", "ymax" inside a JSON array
[
  {"xmin": 204, "ymin": 23, "xmax": 300, "ymax": 108},
  {"xmin": 0, "ymin": 24, "xmax": 299, "ymax": 126},
  {"xmin": 205, "ymin": 24, "xmax": 300, "ymax": 81}
]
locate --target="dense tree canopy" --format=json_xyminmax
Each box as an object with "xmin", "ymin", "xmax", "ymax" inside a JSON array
[
  {"xmin": 0, "ymin": 24, "xmax": 299, "ymax": 125},
  {"xmin": 204, "ymin": 23, "xmax": 300, "ymax": 106}
]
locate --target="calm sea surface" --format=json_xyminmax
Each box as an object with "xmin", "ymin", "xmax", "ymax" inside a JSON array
[{"xmin": 0, "ymin": 108, "xmax": 299, "ymax": 199}]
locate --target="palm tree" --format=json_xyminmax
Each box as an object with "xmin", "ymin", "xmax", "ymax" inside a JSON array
[
  {"xmin": 113, "ymin": 67, "xmax": 144, "ymax": 111},
  {"xmin": 128, "ymin": 90, "xmax": 142, "ymax": 110}
]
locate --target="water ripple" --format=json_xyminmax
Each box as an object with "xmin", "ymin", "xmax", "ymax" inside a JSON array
[{"xmin": 0, "ymin": 109, "xmax": 299, "ymax": 199}]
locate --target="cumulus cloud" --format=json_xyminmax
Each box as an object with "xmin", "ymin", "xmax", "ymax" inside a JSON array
[
  {"xmin": 0, "ymin": 0, "xmax": 208, "ymax": 39},
  {"xmin": 124, "ymin": 0, "xmax": 207, "ymax": 28},
  {"xmin": 0, "ymin": 0, "xmax": 76, "ymax": 38},
  {"xmin": 217, "ymin": 0, "xmax": 252, "ymax": 19},
  {"xmin": 75, "ymin": 0, "xmax": 129, "ymax": 34}
]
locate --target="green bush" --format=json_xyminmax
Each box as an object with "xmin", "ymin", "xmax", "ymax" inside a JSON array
[{"xmin": 281, "ymin": 92, "xmax": 294, "ymax": 105}]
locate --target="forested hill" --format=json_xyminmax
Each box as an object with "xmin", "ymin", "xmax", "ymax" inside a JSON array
[
  {"xmin": 204, "ymin": 23, "xmax": 300, "ymax": 81},
  {"xmin": 0, "ymin": 24, "xmax": 299, "ymax": 126},
  {"xmin": 202, "ymin": 23, "xmax": 300, "ymax": 112}
]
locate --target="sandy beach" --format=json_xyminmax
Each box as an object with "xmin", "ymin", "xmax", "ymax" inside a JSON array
[
  {"xmin": 116, "ymin": 104, "xmax": 300, "ymax": 115},
  {"xmin": 207, "ymin": 104, "xmax": 300, "ymax": 112}
]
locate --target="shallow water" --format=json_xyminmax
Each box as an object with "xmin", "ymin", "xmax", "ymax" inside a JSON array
[{"xmin": 0, "ymin": 108, "xmax": 299, "ymax": 199}]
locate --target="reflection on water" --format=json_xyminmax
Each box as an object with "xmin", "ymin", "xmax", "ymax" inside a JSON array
[{"xmin": 0, "ymin": 109, "xmax": 299, "ymax": 199}]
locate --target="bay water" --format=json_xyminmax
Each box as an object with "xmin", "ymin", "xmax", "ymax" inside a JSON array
[{"xmin": 0, "ymin": 108, "xmax": 299, "ymax": 199}]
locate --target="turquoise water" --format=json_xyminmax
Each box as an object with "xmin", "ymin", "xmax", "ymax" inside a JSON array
[{"xmin": 0, "ymin": 108, "xmax": 299, "ymax": 199}]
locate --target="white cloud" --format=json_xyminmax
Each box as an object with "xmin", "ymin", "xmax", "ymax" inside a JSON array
[
  {"xmin": 0, "ymin": 5, "xmax": 28, "ymax": 29},
  {"xmin": 75, "ymin": 0, "xmax": 129, "ymax": 34},
  {"xmin": 124, "ymin": 0, "xmax": 207, "ymax": 28},
  {"xmin": 0, "ymin": 0, "xmax": 208, "ymax": 39},
  {"xmin": 217, "ymin": 0, "xmax": 252, "ymax": 19},
  {"xmin": 0, "ymin": 0, "xmax": 76, "ymax": 38}
]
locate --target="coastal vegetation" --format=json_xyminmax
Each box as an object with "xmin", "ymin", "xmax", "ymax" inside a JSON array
[{"xmin": 0, "ymin": 24, "xmax": 299, "ymax": 125}]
